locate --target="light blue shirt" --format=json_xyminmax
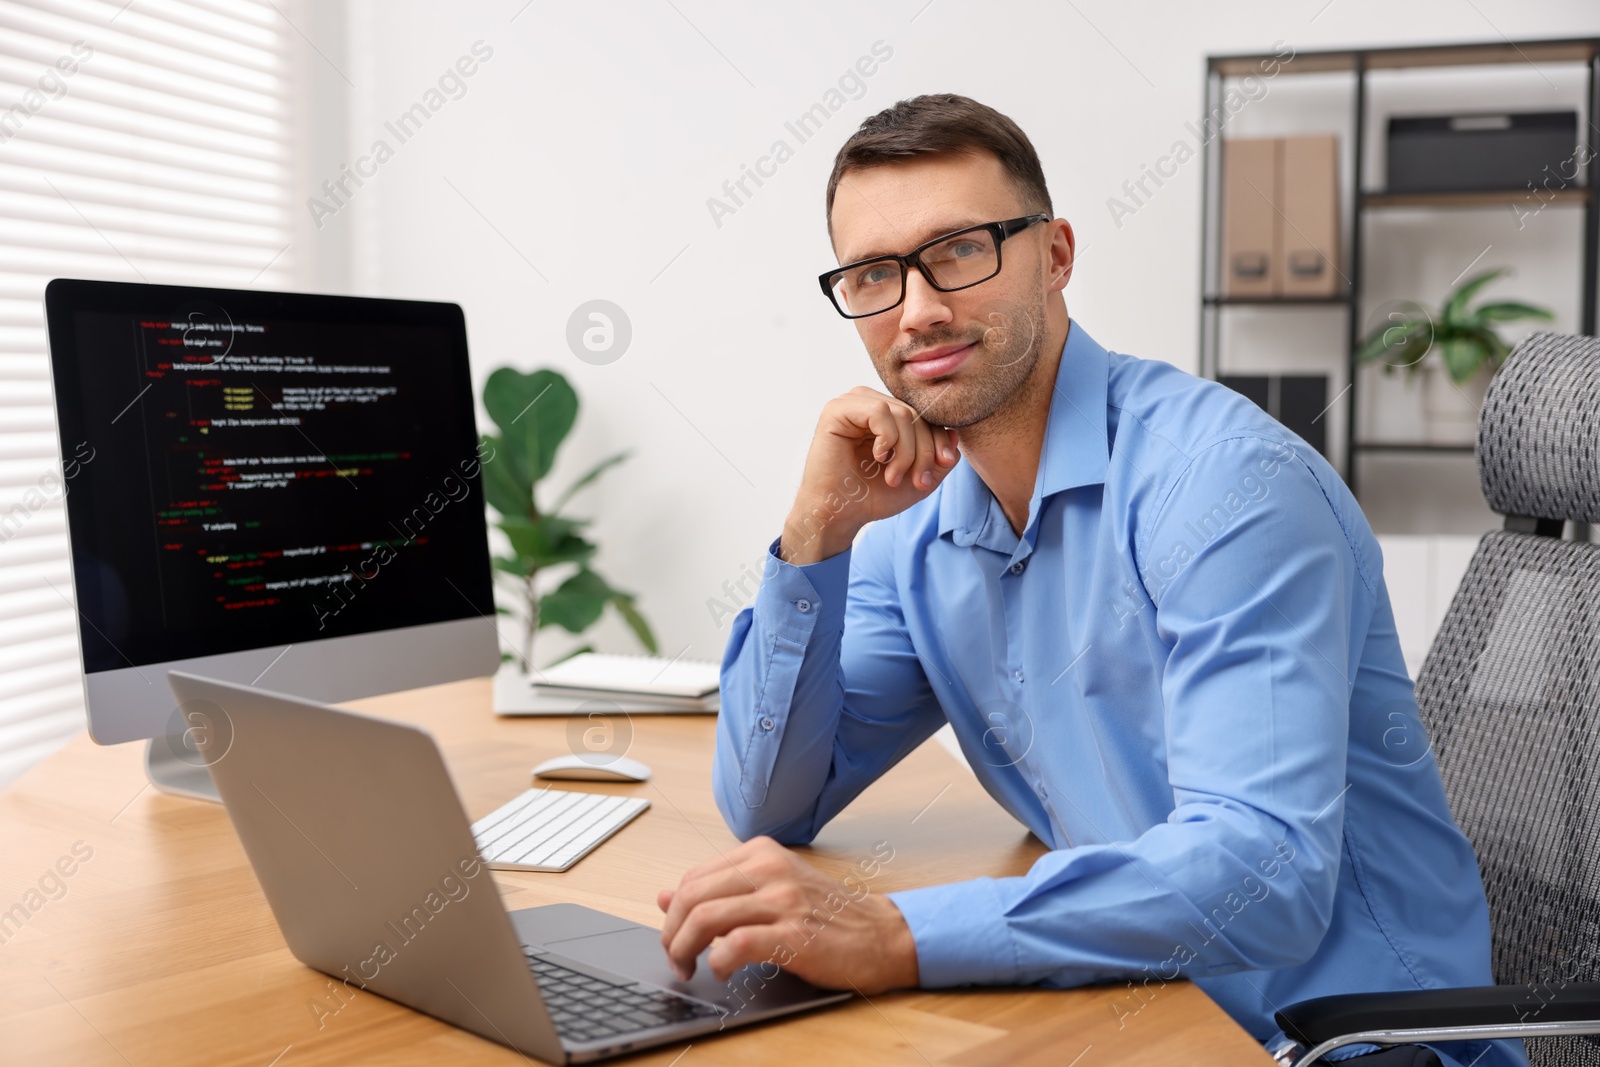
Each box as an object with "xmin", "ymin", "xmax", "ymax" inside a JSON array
[{"xmin": 714, "ymin": 322, "xmax": 1526, "ymax": 1066}]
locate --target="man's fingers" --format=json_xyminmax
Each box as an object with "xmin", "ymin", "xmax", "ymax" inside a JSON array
[
  {"xmin": 705, "ymin": 922, "xmax": 797, "ymax": 983},
  {"xmin": 827, "ymin": 390, "xmax": 954, "ymax": 490},
  {"xmin": 909, "ymin": 416, "xmax": 938, "ymax": 490},
  {"xmin": 858, "ymin": 403, "xmax": 901, "ymax": 466},
  {"xmin": 666, "ymin": 893, "xmax": 783, "ymax": 979},
  {"xmin": 660, "ymin": 864, "xmax": 763, "ymax": 953},
  {"xmin": 883, "ymin": 405, "xmax": 920, "ymax": 488}
]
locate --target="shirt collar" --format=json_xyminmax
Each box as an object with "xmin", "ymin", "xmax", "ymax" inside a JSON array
[{"xmin": 937, "ymin": 320, "xmax": 1111, "ymax": 547}]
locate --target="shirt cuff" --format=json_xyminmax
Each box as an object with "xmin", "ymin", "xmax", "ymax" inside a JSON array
[
  {"xmin": 888, "ymin": 878, "xmax": 1018, "ymax": 988},
  {"xmin": 753, "ymin": 536, "xmax": 851, "ymax": 641}
]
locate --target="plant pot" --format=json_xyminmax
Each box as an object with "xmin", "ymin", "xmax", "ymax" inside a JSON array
[{"xmin": 1420, "ymin": 363, "xmax": 1491, "ymax": 446}]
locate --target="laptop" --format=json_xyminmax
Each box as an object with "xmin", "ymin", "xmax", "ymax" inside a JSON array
[{"xmin": 167, "ymin": 671, "xmax": 850, "ymax": 1063}]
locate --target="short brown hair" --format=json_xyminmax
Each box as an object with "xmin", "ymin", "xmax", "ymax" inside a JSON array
[{"xmin": 825, "ymin": 94, "xmax": 1053, "ymax": 227}]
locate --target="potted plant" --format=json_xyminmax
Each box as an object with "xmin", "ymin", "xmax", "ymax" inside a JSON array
[
  {"xmin": 1355, "ymin": 268, "xmax": 1552, "ymax": 443},
  {"xmin": 479, "ymin": 366, "xmax": 656, "ymax": 673}
]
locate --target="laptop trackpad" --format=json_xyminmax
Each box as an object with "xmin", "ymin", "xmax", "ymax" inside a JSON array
[{"xmin": 551, "ymin": 926, "xmax": 837, "ymax": 1013}]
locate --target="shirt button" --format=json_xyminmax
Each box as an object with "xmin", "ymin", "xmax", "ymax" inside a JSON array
[
  {"xmin": 760, "ymin": 717, "xmax": 775, "ymax": 731},
  {"xmin": 1037, "ymin": 782, "xmax": 1049, "ymax": 800},
  {"xmin": 1013, "ymin": 669, "xmax": 1024, "ymax": 684},
  {"xmin": 1010, "ymin": 561, "xmax": 1026, "ymax": 575},
  {"xmin": 795, "ymin": 599, "xmax": 812, "ymax": 613}
]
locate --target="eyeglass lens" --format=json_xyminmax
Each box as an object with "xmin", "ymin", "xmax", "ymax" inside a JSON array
[{"xmin": 827, "ymin": 227, "xmax": 1000, "ymax": 317}]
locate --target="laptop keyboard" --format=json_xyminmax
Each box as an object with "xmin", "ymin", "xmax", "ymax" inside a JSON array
[
  {"xmin": 472, "ymin": 788, "xmax": 650, "ymax": 872},
  {"xmin": 524, "ymin": 950, "xmax": 723, "ymax": 1044}
]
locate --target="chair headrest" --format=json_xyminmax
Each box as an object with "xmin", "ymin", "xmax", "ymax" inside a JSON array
[{"xmin": 1478, "ymin": 331, "xmax": 1600, "ymax": 523}]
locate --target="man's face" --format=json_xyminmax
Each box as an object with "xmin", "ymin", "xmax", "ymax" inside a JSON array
[{"xmin": 828, "ymin": 151, "xmax": 1057, "ymax": 429}]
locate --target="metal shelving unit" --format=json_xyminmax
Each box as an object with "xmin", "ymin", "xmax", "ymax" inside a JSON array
[{"xmin": 1198, "ymin": 37, "xmax": 1600, "ymax": 496}]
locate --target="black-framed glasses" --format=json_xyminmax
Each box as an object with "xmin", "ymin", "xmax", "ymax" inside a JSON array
[{"xmin": 818, "ymin": 214, "xmax": 1050, "ymax": 319}]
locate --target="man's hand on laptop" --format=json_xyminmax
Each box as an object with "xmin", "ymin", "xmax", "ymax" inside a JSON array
[
  {"xmin": 656, "ymin": 836, "xmax": 919, "ymax": 994},
  {"xmin": 779, "ymin": 387, "xmax": 959, "ymax": 566}
]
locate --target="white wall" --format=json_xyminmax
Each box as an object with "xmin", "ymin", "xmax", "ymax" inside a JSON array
[{"xmin": 305, "ymin": 0, "xmax": 1600, "ymax": 667}]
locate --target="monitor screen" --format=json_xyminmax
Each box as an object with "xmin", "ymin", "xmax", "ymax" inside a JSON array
[{"xmin": 46, "ymin": 281, "xmax": 496, "ymax": 678}]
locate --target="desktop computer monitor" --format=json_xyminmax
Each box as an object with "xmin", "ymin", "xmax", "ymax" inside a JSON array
[{"xmin": 44, "ymin": 279, "xmax": 500, "ymax": 799}]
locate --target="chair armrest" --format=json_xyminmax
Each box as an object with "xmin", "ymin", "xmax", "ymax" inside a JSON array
[{"xmin": 1277, "ymin": 982, "xmax": 1600, "ymax": 1045}]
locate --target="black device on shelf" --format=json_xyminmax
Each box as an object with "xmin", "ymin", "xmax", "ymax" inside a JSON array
[{"xmin": 1386, "ymin": 110, "xmax": 1578, "ymax": 193}]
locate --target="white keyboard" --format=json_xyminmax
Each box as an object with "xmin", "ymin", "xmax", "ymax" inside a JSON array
[{"xmin": 472, "ymin": 788, "xmax": 650, "ymax": 872}]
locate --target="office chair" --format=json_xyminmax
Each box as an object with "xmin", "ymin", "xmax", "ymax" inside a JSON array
[{"xmin": 1275, "ymin": 331, "xmax": 1600, "ymax": 1066}]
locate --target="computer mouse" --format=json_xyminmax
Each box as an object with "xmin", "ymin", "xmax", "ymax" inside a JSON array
[{"xmin": 532, "ymin": 754, "xmax": 653, "ymax": 783}]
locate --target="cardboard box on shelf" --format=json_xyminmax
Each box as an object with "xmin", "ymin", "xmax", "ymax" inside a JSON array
[
  {"xmin": 1221, "ymin": 137, "xmax": 1280, "ymax": 298},
  {"xmin": 1280, "ymin": 135, "xmax": 1341, "ymax": 297},
  {"xmin": 1219, "ymin": 134, "xmax": 1341, "ymax": 298}
]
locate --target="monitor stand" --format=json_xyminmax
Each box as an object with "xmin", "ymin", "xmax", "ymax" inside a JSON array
[{"xmin": 144, "ymin": 736, "xmax": 222, "ymax": 803}]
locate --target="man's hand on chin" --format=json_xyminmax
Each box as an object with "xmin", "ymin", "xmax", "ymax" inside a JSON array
[{"xmin": 656, "ymin": 836, "xmax": 920, "ymax": 994}]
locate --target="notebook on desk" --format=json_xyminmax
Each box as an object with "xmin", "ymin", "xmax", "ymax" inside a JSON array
[{"xmin": 494, "ymin": 653, "xmax": 721, "ymax": 716}]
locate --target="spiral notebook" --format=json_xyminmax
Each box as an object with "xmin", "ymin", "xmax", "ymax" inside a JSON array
[{"xmin": 494, "ymin": 653, "xmax": 721, "ymax": 716}]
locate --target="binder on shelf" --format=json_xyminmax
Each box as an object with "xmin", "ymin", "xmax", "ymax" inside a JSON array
[{"xmin": 1219, "ymin": 374, "xmax": 1330, "ymax": 459}]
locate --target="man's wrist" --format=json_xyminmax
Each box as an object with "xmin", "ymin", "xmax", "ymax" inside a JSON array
[
  {"xmin": 872, "ymin": 895, "xmax": 920, "ymax": 992},
  {"xmin": 778, "ymin": 511, "xmax": 858, "ymax": 565}
]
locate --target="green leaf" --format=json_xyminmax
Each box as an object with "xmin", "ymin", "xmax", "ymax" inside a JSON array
[
  {"xmin": 1355, "ymin": 306, "xmax": 1430, "ymax": 366},
  {"xmin": 551, "ymin": 450, "xmax": 632, "ymax": 513},
  {"xmin": 539, "ymin": 568, "xmax": 611, "ymax": 633},
  {"xmin": 611, "ymin": 594, "xmax": 658, "ymax": 654},
  {"xmin": 482, "ymin": 368, "xmax": 579, "ymax": 485},
  {"xmin": 1439, "ymin": 335, "xmax": 1488, "ymax": 384},
  {"xmin": 492, "ymin": 554, "xmax": 532, "ymax": 577},
  {"xmin": 1472, "ymin": 300, "xmax": 1555, "ymax": 324},
  {"xmin": 1396, "ymin": 335, "xmax": 1438, "ymax": 376},
  {"xmin": 544, "ymin": 644, "xmax": 594, "ymax": 668},
  {"xmin": 480, "ymin": 434, "xmax": 531, "ymax": 519},
  {"xmin": 1442, "ymin": 269, "xmax": 1507, "ymax": 327},
  {"xmin": 1357, "ymin": 326, "xmax": 1432, "ymax": 376},
  {"xmin": 499, "ymin": 516, "xmax": 596, "ymax": 569}
]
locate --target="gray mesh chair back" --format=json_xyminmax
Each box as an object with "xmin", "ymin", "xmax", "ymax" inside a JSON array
[{"xmin": 1415, "ymin": 332, "xmax": 1600, "ymax": 1067}]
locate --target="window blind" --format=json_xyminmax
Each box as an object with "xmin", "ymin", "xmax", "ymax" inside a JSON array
[{"xmin": 0, "ymin": 0, "xmax": 298, "ymax": 785}]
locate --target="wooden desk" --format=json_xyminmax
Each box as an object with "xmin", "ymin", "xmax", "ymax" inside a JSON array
[{"xmin": 0, "ymin": 679, "xmax": 1273, "ymax": 1066}]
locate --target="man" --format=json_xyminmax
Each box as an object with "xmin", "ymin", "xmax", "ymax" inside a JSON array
[{"xmin": 656, "ymin": 94, "xmax": 1524, "ymax": 1067}]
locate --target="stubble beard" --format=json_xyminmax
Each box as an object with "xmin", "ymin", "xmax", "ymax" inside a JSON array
[{"xmin": 874, "ymin": 295, "xmax": 1049, "ymax": 431}]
